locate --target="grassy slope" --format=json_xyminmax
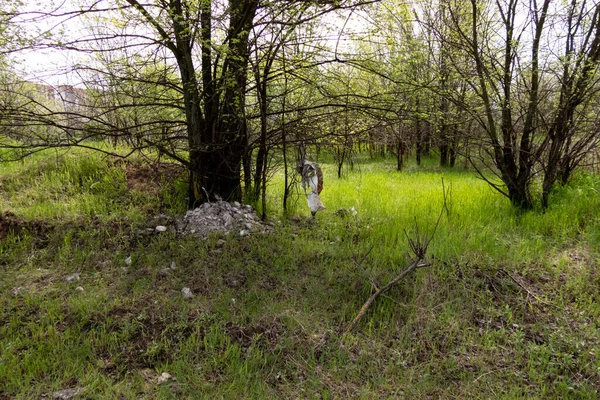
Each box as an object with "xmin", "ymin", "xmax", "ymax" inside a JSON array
[{"xmin": 1, "ymin": 150, "xmax": 599, "ymax": 399}]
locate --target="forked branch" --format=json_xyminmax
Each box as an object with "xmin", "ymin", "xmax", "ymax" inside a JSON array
[{"xmin": 344, "ymin": 183, "xmax": 449, "ymax": 336}]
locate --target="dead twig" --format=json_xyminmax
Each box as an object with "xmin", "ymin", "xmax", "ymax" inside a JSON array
[
  {"xmin": 344, "ymin": 181, "xmax": 449, "ymax": 336},
  {"xmin": 352, "ymin": 244, "xmax": 380, "ymax": 291},
  {"xmin": 344, "ymin": 257, "xmax": 430, "ymax": 335}
]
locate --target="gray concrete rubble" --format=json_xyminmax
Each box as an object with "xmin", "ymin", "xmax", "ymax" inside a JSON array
[{"xmin": 176, "ymin": 201, "xmax": 271, "ymax": 238}]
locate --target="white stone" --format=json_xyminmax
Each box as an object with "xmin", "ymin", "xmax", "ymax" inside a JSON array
[
  {"xmin": 181, "ymin": 287, "xmax": 194, "ymax": 299},
  {"xmin": 155, "ymin": 225, "xmax": 167, "ymax": 232},
  {"xmin": 65, "ymin": 273, "xmax": 80, "ymax": 282},
  {"xmin": 157, "ymin": 372, "xmax": 172, "ymax": 384},
  {"xmin": 125, "ymin": 256, "xmax": 132, "ymax": 266},
  {"xmin": 52, "ymin": 387, "xmax": 83, "ymax": 399}
]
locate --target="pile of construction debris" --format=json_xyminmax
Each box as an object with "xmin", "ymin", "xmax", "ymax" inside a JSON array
[{"xmin": 176, "ymin": 201, "xmax": 271, "ymax": 238}]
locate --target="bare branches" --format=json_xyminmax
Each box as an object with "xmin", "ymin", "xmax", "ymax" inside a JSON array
[
  {"xmin": 344, "ymin": 256, "xmax": 430, "ymax": 336},
  {"xmin": 344, "ymin": 182, "xmax": 449, "ymax": 336}
]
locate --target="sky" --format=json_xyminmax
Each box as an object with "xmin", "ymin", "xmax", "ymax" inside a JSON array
[
  {"xmin": 11, "ymin": 0, "xmax": 89, "ymax": 86},
  {"xmin": 11, "ymin": 0, "xmax": 372, "ymax": 86}
]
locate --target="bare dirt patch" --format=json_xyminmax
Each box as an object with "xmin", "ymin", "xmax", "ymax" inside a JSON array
[
  {"xmin": 0, "ymin": 211, "xmax": 51, "ymax": 241},
  {"xmin": 225, "ymin": 318, "xmax": 283, "ymax": 350},
  {"xmin": 123, "ymin": 161, "xmax": 185, "ymax": 194}
]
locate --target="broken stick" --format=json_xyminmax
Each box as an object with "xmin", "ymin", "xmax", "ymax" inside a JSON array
[{"xmin": 344, "ymin": 257, "xmax": 430, "ymax": 335}]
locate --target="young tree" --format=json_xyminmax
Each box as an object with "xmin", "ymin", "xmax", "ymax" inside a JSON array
[
  {"xmin": 2, "ymin": 0, "xmax": 373, "ymax": 209},
  {"xmin": 540, "ymin": 3, "xmax": 600, "ymax": 208}
]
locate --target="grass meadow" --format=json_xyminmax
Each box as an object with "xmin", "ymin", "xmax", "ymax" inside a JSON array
[{"xmin": 1, "ymin": 148, "xmax": 600, "ymax": 398}]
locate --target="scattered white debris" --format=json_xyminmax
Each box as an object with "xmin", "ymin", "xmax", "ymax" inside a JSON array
[
  {"xmin": 52, "ymin": 387, "xmax": 83, "ymax": 399},
  {"xmin": 181, "ymin": 287, "xmax": 194, "ymax": 299},
  {"xmin": 157, "ymin": 372, "xmax": 172, "ymax": 385},
  {"xmin": 334, "ymin": 206, "xmax": 357, "ymax": 217},
  {"xmin": 65, "ymin": 273, "xmax": 80, "ymax": 282},
  {"xmin": 11, "ymin": 287, "xmax": 24, "ymax": 296}
]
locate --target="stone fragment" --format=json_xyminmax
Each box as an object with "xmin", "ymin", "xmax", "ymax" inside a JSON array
[
  {"xmin": 52, "ymin": 387, "xmax": 83, "ymax": 399},
  {"xmin": 65, "ymin": 273, "xmax": 80, "ymax": 282},
  {"xmin": 181, "ymin": 287, "xmax": 194, "ymax": 299},
  {"xmin": 157, "ymin": 372, "xmax": 172, "ymax": 384}
]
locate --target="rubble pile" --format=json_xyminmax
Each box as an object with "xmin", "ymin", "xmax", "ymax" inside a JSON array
[{"xmin": 176, "ymin": 201, "xmax": 270, "ymax": 238}]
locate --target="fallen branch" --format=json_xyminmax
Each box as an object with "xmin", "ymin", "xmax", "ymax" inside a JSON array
[
  {"xmin": 344, "ymin": 257, "xmax": 430, "ymax": 335},
  {"xmin": 344, "ymin": 181, "xmax": 449, "ymax": 336}
]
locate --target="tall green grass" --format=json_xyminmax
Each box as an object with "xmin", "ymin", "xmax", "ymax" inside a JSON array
[
  {"xmin": 265, "ymin": 156, "xmax": 600, "ymax": 270},
  {"xmin": 0, "ymin": 147, "xmax": 187, "ymax": 222}
]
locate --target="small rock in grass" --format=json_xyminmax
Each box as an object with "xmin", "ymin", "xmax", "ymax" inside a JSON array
[
  {"xmin": 159, "ymin": 261, "xmax": 177, "ymax": 276},
  {"xmin": 11, "ymin": 287, "xmax": 24, "ymax": 296},
  {"xmin": 157, "ymin": 372, "xmax": 172, "ymax": 384},
  {"xmin": 181, "ymin": 287, "xmax": 194, "ymax": 299},
  {"xmin": 65, "ymin": 273, "xmax": 80, "ymax": 282},
  {"xmin": 125, "ymin": 256, "xmax": 132, "ymax": 266},
  {"xmin": 52, "ymin": 387, "xmax": 83, "ymax": 399},
  {"xmin": 155, "ymin": 225, "xmax": 167, "ymax": 233},
  {"xmin": 75, "ymin": 286, "xmax": 84, "ymax": 292}
]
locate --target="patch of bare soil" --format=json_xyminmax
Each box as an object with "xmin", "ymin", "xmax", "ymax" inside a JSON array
[
  {"xmin": 0, "ymin": 211, "xmax": 51, "ymax": 241},
  {"xmin": 225, "ymin": 318, "xmax": 283, "ymax": 350},
  {"xmin": 123, "ymin": 161, "xmax": 185, "ymax": 194}
]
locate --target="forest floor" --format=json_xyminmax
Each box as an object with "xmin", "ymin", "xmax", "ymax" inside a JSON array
[{"xmin": 1, "ymin": 149, "xmax": 600, "ymax": 399}]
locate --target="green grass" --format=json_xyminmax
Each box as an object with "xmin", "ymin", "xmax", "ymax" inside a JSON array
[{"xmin": 1, "ymin": 149, "xmax": 600, "ymax": 398}]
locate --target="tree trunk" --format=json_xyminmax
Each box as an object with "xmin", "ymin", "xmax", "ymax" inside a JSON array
[
  {"xmin": 187, "ymin": 0, "xmax": 258, "ymax": 207},
  {"xmin": 396, "ymin": 139, "xmax": 404, "ymax": 171}
]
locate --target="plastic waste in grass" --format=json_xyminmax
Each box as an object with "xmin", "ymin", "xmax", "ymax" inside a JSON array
[{"xmin": 297, "ymin": 160, "xmax": 325, "ymax": 217}]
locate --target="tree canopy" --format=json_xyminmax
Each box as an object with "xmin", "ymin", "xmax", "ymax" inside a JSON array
[{"xmin": 2, "ymin": 0, "xmax": 600, "ymax": 210}]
